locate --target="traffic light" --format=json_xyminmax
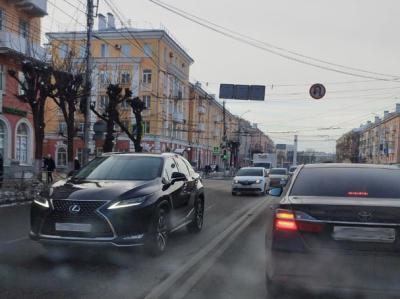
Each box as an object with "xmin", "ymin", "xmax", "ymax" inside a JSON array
[{"xmin": 221, "ymin": 149, "xmax": 227, "ymax": 160}]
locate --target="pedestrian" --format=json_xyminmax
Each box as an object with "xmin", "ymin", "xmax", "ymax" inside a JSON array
[
  {"xmin": 46, "ymin": 154, "xmax": 56, "ymax": 184},
  {"xmin": 74, "ymin": 157, "xmax": 81, "ymax": 171},
  {"xmin": 215, "ymin": 164, "xmax": 219, "ymax": 172}
]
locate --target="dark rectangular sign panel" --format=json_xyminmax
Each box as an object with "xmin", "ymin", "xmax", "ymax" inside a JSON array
[{"xmin": 219, "ymin": 84, "xmax": 265, "ymax": 101}]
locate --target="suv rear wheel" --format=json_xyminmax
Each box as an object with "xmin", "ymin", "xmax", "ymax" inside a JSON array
[{"xmin": 187, "ymin": 197, "xmax": 204, "ymax": 233}]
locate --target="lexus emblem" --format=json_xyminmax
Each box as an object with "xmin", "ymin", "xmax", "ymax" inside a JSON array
[
  {"xmin": 69, "ymin": 204, "xmax": 81, "ymax": 214},
  {"xmin": 358, "ymin": 211, "xmax": 372, "ymax": 222}
]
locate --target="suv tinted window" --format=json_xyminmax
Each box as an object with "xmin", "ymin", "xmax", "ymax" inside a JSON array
[
  {"xmin": 74, "ymin": 155, "xmax": 163, "ymax": 180},
  {"xmin": 290, "ymin": 167, "xmax": 400, "ymax": 198},
  {"xmin": 174, "ymin": 156, "xmax": 190, "ymax": 177}
]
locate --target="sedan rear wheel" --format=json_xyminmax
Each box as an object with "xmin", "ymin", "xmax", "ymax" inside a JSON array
[{"xmin": 146, "ymin": 207, "xmax": 168, "ymax": 256}]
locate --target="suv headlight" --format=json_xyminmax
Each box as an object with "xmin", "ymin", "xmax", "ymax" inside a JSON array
[
  {"xmin": 233, "ymin": 179, "xmax": 239, "ymax": 184},
  {"xmin": 33, "ymin": 197, "xmax": 49, "ymax": 208},
  {"xmin": 108, "ymin": 196, "xmax": 147, "ymax": 209},
  {"xmin": 255, "ymin": 179, "xmax": 261, "ymax": 184}
]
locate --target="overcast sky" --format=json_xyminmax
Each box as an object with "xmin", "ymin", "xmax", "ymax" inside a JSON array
[{"xmin": 43, "ymin": 0, "xmax": 400, "ymax": 152}]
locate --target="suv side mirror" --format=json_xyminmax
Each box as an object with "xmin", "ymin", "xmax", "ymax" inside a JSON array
[
  {"xmin": 67, "ymin": 170, "xmax": 77, "ymax": 177},
  {"xmin": 268, "ymin": 187, "xmax": 283, "ymax": 197},
  {"xmin": 171, "ymin": 172, "xmax": 187, "ymax": 184}
]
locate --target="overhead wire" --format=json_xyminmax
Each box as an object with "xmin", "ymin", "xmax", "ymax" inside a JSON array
[{"xmin": 149, "ymin": 0, "xmax": 400, "ymax": 82}]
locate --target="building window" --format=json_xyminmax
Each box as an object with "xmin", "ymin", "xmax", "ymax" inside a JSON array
[
  {"xmin": 79, "ymin": 44, "xmax": 86, "ymax": 58},
  {"xmin": 143, "ymin": 95, "xmax": 151, "ymax": 109},
  {"xmin": 56, "ymin": 147, "xmax": 67, "ymax": 167},
  {"xmin": 0, "ymin": 65, "xmax": 5, "ymax": 93},
  {"xmin": 0, "ymin": 10, "xmax": 3, "ymax": 31},
  {"xmin": 77, "ymin": 122, "xmax": 84, "ymax": 134},
  {"xmin": 99, "ymin": 95, "xmax": 109, "ymax": 110},
  {"xmin": 143, "ymin": 69, "xmax": 152, "ymax": 84},
  {"xmin": 17, "ymin": 71, "xmax": 25, "ymax": 95},
  {"xmin": 120, "ymin": 71, "xmax": 131, "ymax": 84},
  {"xmin": 19, "ymin": 19, "xmax": 29, "ymax": 38},
  {"xmin": 143, "ymin": 43, "xmax": 152, "ymax": 57},
  {"xmin": 99, "ymin": 71, "xmax": 109, "ymax": 86},
  {"xmin": 59, "ymin": 43, "xmax": 68, "ymax": 59},
  {"xmin": 121, "ymin": 44, "xmax": 131, "ymax": 57},
  {"xmin": 163, "ymin": 47, "xmax": 167, "ymax": 63},
  {"xmin": 143, "ymin": 121, "xmax": 150, "ymax": 134},
  {"xmin": 58, "ymin": 122, "xmax": 67, "ymax": 135},
  {"xmin": 16, "ymin": 123, "xmax": 28, "ymax": 164},
  {"xmin": 100, "ymin": 44, "xmax": 109, "ymax": 57}
]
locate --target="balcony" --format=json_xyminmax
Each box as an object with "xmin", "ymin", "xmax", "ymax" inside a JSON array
[
  {"xmin": 197, "ymin": 123, "xmax": 206, "ymax": 132},
  {"xmin": 198, "ymin": 105, "xmax": 206, "ymax": 114},
  {"xmin": 167, "ymin": 63, "xmax": 188, "ymax": 82},
  {"xmin": 0, "ymin": 31, "xmax": 45, "ymax": 59},
  {"xmin": 14, "ymin": 0, "xmax": 48, "ymax": 17},
  {"xmin": 172, "ymin": 111, "xmax": 184, "ymax": 123}
]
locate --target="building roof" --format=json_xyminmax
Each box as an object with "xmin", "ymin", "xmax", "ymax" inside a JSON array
[{"xmin": 46, "ymin": 28, "xmax": 194, "ymax": 64}]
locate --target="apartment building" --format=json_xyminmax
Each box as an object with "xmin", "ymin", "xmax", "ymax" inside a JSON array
[
  {"xmin": 0, "ymin": 0, "xmax": 47, "ymax": 170},
  {"xmin": 358, "ymin": 104, "xmax": 400, "ymax": 164},
  {"xmin": 336, "ymin": 129, "xmax": 361, "ymax": 163},
  {"xmin": 45, "ymin": 13, "xmax": 194, "ymax": 167}
]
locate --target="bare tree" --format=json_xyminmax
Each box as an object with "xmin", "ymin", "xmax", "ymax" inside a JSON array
[
  {"xmin": 8, "ymin": 60, "xmax": 53, "ymax": 178},
  {"xmin": 50, "ymin": 54, "xmax": 86, "ymax": 170},
  {"xmin": 90, "ymin": 84, "xmax": 145, "ymax": 153}
]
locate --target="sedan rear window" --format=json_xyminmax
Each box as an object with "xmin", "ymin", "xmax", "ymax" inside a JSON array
[
  {"xmin": 290, "ymin": 167, "xmax": 400, "ymax": 198},
  {"xmin": 74, "ymin": 156, "xmax": 163, "ymax": 180},
  {"xmin": 236, "ymin": 169, "xmax": 263, "ymax": 176}
]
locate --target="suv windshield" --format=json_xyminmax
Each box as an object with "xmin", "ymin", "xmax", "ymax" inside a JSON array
[
  {"xmin": 74, "ymin": 155, "xmax": 163, "ymax": 181},
  {"xmin": 290, "ymin": 167, "xmax": 400, "ymax": 198},
  {"xmin": 270, "ymin": 169, "xmax": 287, "ymax": 175},
  {"xmin": 236, "ymin": 169, "xmax": 263, "ymax": 176}
]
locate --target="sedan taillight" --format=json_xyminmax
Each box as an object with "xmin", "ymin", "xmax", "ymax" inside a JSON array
[{"xmin": 274, "ymin": 209, "xmax": 324, "ymax": 233}]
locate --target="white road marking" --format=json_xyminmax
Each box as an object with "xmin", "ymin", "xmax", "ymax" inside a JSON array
[
  {"xmin": 205, "ymin": 203, "xmax": 215, "ymax": 211},
  {"xmin": 144, "ymin": 198, "xmax": 269, "ymax": 299}
]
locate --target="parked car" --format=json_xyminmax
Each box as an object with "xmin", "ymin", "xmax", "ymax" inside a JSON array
[
  {"xmin": 30, "ymin": 153, "xmax": 205, "ymax": 256},
  {"xmin": 266, "ymin": 163, "xmax": 400, "ymax": 298},
  {"xmin": 231, "ymin": 167, "xmax": 268, "ymax": 196},
  {"xmin": 267, "ymin": 168, "xmax": 289, "ymax": 189}
]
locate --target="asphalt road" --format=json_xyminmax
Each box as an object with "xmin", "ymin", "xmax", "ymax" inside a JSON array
[{"xmin": 0, "ymin": 179, "xmax": 274, "ymax": 299}]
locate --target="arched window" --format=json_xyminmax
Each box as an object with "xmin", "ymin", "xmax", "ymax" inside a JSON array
[
  {"xmin": 56, "ymin": 147, "xmax": 67, "ymax": 167},
  {"xmin": 16, "ymin": 123, "xmax": 28, "ymax": 164}
]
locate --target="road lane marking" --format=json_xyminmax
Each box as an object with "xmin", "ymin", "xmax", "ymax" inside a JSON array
[
  {"xmin": 144, "ymin": 197, "xmax": 270, "ymax": 299},
  {"xmin": 3, "ymin": 236, "xmax": 28, "ymax": 245},
  {"xmin": 171, "ymin": 202, "xmax": 268, "ymax": 299},
  {"xmin": 205, "ymin": 203, "xmax": 215, "ymax": 211}
]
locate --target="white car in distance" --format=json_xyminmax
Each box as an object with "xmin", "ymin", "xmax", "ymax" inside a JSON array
[{"xmin": 232, "ymin": 167, "xmax": 268, "ymax": 196}]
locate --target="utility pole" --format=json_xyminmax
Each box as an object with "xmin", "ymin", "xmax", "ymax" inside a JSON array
[
  {"xmin": 222, "ymin": 100, "xmax": 227, "ymax": 171},
  {"xmin": 293, "ymin": 135, "xmax": 298, "ymax": 166},
  {"xmin": 83, "ymin": 0, "xmax": 94, "ymax": 164}
]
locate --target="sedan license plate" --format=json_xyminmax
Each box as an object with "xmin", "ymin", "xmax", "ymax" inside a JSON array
[
  {"xmin": 333, "ymin": 226, "xmax": 395, "ymax": 243},
  {"xmin": 55, "ymin": 223, "xmax": 92, "ymax": 232}
]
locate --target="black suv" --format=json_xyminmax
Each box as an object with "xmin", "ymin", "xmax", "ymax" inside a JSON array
[{"xmin": 30, "ymin": 153, "xmax": 205, "ymax": 255}]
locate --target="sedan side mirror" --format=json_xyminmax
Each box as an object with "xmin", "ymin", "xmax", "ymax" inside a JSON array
[
  {"xmin": 171, "ymin": 172, "xmax": 187, "ymax": 184},
  {"xmin": 268, "ymin": 187, "xmax": 283, "ymax": 197}
]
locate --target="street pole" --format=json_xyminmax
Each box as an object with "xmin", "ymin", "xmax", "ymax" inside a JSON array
[
  {"xmin": 83, "ymin": 0, "xmax": 94, "ymax": 164},
  {"xmin": 293, "ymin": 135, "xmax": 298, "ymax": 166},
  {"xmin": 222, "ymin": 100, "xmax": 227, "ymax": 171}
]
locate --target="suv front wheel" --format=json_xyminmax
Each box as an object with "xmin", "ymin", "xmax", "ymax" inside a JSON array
[{"xmin": 146, "ymin": 206, "xmax": 169, "ymax": 256}]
